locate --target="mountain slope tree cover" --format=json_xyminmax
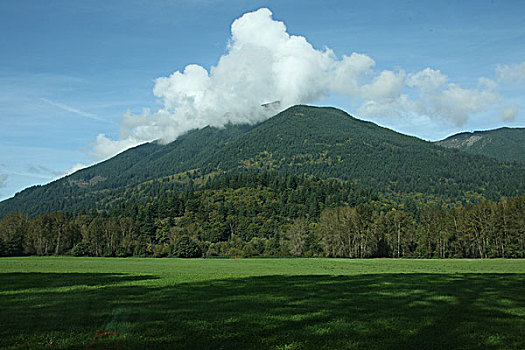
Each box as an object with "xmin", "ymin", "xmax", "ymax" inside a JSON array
[
  {"xmin": 436, "ymin": 127, "xmax": 525, "ymax": 164},
  {"xmin": 0, "ymin": 172, "xmax": 524, "ymax": 258},
  {"xmin": 0, "ymin": 105, "xmax": 523, "ymax": 259},
  {"xmin": 1, "ymin": 105, "xmax": 524, "ymax": 218}
]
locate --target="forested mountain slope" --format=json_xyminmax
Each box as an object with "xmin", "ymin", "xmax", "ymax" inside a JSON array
[
  {"xmin": 436, "ymin": 127, "xmax": 525, "ymax": 164},
  {"xmin": 0, "ymin": 124, "xmax": 253, "ymax": 216},
  {"xmin": 204, "ymin": 106, "xmax": 523, "ymax": 198},
  {"xmin": 1, "ymin": 105, "xmax": 524, "ymax": 217}
]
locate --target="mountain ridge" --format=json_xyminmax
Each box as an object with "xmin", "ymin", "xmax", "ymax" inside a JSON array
[
  {"xmin": 436, "ymin": 127, "xmax": 525, "ymax": 164},
  {"xmin": 1, "ymin": 105, "xmax": 524, "ymax": 217}
]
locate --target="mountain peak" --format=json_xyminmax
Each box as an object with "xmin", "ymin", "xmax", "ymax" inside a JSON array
[{"xmin": 1, "ymin": 105, "xmax": 524, "ymax": 217}]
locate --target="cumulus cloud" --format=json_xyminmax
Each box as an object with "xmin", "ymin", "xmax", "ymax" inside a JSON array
[
  {"xmin": 478, "ymin": 77, "xmax": 499, "ymax": 90},
  {"xmin": 361, "ymin": 70, "xmax": 406, "ymax": 100},
  {"xmin": 421, "ymin": 84, "xmax": 498, "ymax": 126},
  {"xmin": 407, "ymin": 68, "xmax": 448, "ymax": 91},
  {"xmin": 358, "ymin": 95, "xmax": 417, "ymax": 119},
  {"xmin": 500, "ymin": 105, "xmax": 518, "ymax": 121},
  {"xmin": 413, "ymin": 83, "xmax": 498, "ymax": 126},
  {"xmin": 93, "ymin": 8, "xmax": 382, "ymax": 159},
  {"xmin": 92, "ymin": 8, "xmax": 512, "ymax": 160},
  {"xmin": 359, "ymin": 68, "xmax": 499, "ymax": 126},
  {"xmin": 496, "ymin": 62, "xmax": 525, "ymax": 85}
]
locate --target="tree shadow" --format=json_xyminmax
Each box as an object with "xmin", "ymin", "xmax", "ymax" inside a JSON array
[
  {"xmin": 1, "ymin": 273, "xmax": 524, "ymax": 349},
  {"xmin": 0, "ymin": 272, "xmax": 157, "ymax": 292}
]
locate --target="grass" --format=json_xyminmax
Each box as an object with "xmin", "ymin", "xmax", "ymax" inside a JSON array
[{"xmin": 1, "ymin": 257, "xmax": 524, "ymax": 349}]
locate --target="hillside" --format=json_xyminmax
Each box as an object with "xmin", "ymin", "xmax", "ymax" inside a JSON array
[
  {"xmin": 436, "ymin": 127, "xmax": 525, "ymax": 164},
  {"xmin": 1, "ymin": 105, "xmax": 524, "ymax": 217}
]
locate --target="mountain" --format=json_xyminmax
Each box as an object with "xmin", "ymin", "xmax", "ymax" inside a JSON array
[
  {"xmin": 1, "ymin": 105, "xmax": 524, "ymax": 217},
  {"xmin": 436, "ymin": 127, "xmax": 525, "ymax": 164}
]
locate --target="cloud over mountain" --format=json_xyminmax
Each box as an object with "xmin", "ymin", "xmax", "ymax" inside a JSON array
[{"xmin": 92, "ymin": 8, "xmax": 516, "ymax": 160}]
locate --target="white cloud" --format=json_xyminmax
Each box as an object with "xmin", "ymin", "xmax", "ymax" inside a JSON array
[
  {"xmin": 407, "ymin": 68, "xmax": 448, "ymax": 91},
  {"xmin": 91, "ymin": 134, "xmax": 143, "ymax": 161},
  {"xmin": 92, "ymin": 8, "xmax": 513, "ymax": 160},
  {"xmin": 358, "ymin": 94, "xmax": 416, "ymax": 119},
  {"xmin": 478, "ymin": 77, "xmax": 498, "ymax": 90},
  {"xmin": 330, "ymin": 53, "xmax": 376, "ymax": 96},
  {"xmin": 421, "ymin": 84, "xmax": 498, "ymax": 126},
  {"xmin": 64, "ymin": 163, "xmax": 88, "ymax": 176},
  {"xmin": 496, "ymin": 62, "xmax": 525, "ymax": 85},
  {"xmin": 500, "ymin": 105, "xmax": 518, "ymax": 121},
  {"xmin": 361, "ymin": 70, "xmax": 406, "ymax": 100},
  {"xmin": 93, "ymin": 8, "xmax": 381, "ymax": 159},
  {"xmin": 360, "ymin": 69, "xmax": 499, "ymax": 126},
  {"xmin": 360, "ymin": 68, "xmax": 497, "ymax": 126}
]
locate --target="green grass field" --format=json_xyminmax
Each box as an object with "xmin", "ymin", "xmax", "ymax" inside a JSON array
[{"xmin": 1, "ymin": 257, "xmax": 524, "ymax": 349}]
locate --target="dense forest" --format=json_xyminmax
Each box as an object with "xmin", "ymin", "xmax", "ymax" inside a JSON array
[
  {"xmin": 1, "ymin": 172, "xmax": 523, "ymax": 259},
  {"xmin": 1, "ymin": 106, "xmax": 523, "ymax": 259},
  {"xmin": 2, "ymin": 105, "xmax": 524, "ymax": 217}
]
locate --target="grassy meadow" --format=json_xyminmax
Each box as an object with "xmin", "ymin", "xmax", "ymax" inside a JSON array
[{"xmin": 1, "ymin": 257, "xmax": 524, "ymax": 349}]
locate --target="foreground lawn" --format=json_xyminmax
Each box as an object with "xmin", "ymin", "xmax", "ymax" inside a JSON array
[{"xmin": 1, "ymin": 258, "xmax": 524, "ymax": 349}]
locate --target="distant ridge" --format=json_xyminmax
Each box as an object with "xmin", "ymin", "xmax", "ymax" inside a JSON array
[{"xmin": 436, "ymin": 127, "xmax": 525, "ymax": 164}]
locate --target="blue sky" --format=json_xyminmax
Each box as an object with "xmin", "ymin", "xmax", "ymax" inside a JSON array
[{"xmin": 1, "ymin": 0, "xmax": 524, "ymax": 201}]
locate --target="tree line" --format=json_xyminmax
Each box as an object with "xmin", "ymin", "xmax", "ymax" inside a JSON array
[{"xmin": 0, "ymin": 172, "xmax": 523, "ymax": 258}]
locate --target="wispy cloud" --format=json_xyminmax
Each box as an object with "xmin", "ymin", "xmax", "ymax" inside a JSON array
[
  {"xmin": 0, "ymin": 166, "xmax": 7, "ymax": 188},
  {"xmin": 496, "ymin": 62, "xmax": 525, "ymax": 85},
  {"xmin": 28, "ymin": 165, "xmax": 64, "ymax": 177},
  {"xmin": 12, "ymin": 170, "xmax": 54, "ymax": 180},
  {"xmin": 0, "ymin": 162, "xmax": 90, "ymax": 191},
  {"xmin": 40, "ymin": 97, "xmax": 110, "ymax": 123},
  {"xmin": 25, "ymin": 162, "xmax": 89, "ymax": 179},
  {"xmin": 500, "ymin": 105, "xmax": 518, "ymax": 121}
]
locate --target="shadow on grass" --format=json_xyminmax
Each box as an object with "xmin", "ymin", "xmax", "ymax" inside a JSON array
[
  {"xmin": 0, "ymin": 273, "xmax": 157, "ymax": 292},
  {"xmin": 1, "ymin": 273, "xmax": 524, "ymax": 349}
]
